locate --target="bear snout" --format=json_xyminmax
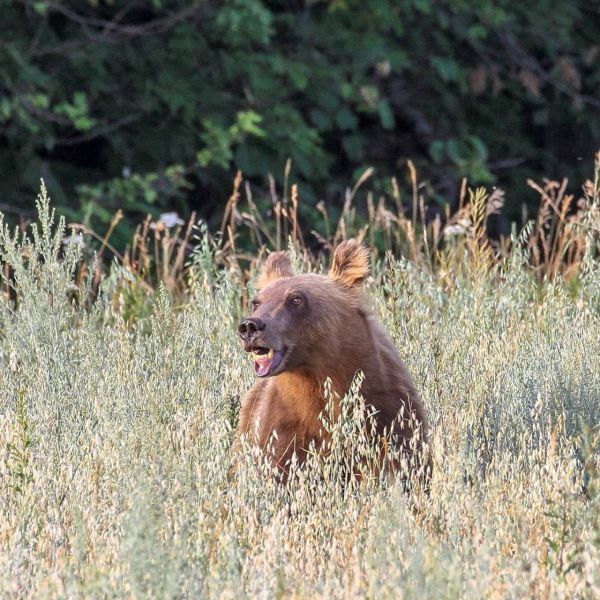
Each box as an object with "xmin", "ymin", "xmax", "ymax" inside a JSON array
[{"xmin": 238, "ymin": 317, "xmax": 266, "ymax": 342}]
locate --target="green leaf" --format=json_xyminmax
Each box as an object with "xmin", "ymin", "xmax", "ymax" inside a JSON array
[
  {"xmin": 413, "ymin": 0, "xmax": 431, "ymax": 14},
  {"xmin": 235, "ymin": 110, "xmax": 266, "ymax": 138},
  {"xmin": 342, "ymin": 134, "xmax": 364, "ymax": 161},
  {"xmin": 144, "ymin": 187, "xmax": 158, "ymax": 204},
  {"xmin": 0, "ymin": 98, "xmax": 12, "ymax": 122},
  {"xmin": 33, "ymin": 1, "xmax": 48, "ymax": 15},
  {"xmin": 288, "ymin": 64, "xmax": 309, "ymax": 91},
  {"xmin": 55, "ymin": 92, "xmax": 96, "ymax": 131},
  {"xmin": 468, "ymin": 135, "xmax": 488, "ymax": 161},
  {"xmin": 429, "ymin": 140, "xmax": 446, "ymax": 164},
  {"xmin": 446, "ymin": 138, "xmax": 464, "ymax": 164},
  {"xmin": 336, "ymin": 106, "xmax": 358, "ymax": 131},
  {"xmin": 30, "ymin": 94, "xmax": 49, "ymax": 109},
  {"xmin": 309, "ymin": 110, "xmax": 333, "ymax": 131},
  {"xmin": 377, "ymin": 98, "xmax": 395, "ymax": 130},
  {"xmin": 431, "ymin": 56, "xmax": 460, "ymax": 82}
]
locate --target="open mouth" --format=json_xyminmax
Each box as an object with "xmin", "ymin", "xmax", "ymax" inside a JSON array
[{"xmin": 248, "ymin": 345, "xmax": 287, "ymax": 377}]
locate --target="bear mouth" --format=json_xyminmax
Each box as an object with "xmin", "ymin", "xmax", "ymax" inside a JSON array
[{"xmin": 248, "ymin": 345, "xmax": 288, "ymax": 377}]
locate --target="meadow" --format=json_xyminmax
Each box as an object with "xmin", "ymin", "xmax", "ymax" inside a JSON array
[{"xmin": 0, "ymin": 177, "xmax": 599, "ymax": 599}]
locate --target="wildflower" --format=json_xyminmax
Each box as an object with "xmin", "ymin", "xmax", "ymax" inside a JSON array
[
  {"xmin": 62, "ymin": 233, "xmax": 84, "ymax": 247},
  {"xmin": 150, "ymin": 212, "xmax": 185, "ymax": 230},
  {"xmin": 443, "ymin": 223, "xmax": 468, "ymax": 237}
]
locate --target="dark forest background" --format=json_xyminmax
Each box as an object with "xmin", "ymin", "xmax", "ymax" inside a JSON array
[{"xmin": 1, "ymin": 0, "xmax": 599, "ymax": 250}]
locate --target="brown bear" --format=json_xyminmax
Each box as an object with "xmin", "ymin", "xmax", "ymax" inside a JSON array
[{"xmin": 237, "ymin": 239, "xmax": 429, "ymax": 480}]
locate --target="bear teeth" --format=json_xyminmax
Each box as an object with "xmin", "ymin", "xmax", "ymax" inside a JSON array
[{"xmin": 251, "ymin": 348, "xmax": 273, "ymax": 361}]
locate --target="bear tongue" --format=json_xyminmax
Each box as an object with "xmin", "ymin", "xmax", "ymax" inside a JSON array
[{"xmin": 254, "ymin": 355, "xmax": 273, "ymax": 377}]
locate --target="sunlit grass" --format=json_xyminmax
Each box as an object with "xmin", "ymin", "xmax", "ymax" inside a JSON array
[{"xmin": 0, "ymin": 186, "xmax": 598, "ymax": 598}]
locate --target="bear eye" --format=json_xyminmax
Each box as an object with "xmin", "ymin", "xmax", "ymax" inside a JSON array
[
  {"xmin": 250, "ymin": 299, "xmax": 261, "ymax": 311},
  {"xmin": 288, "ymin": 294, "xmax": 303, "ymax": 307}
]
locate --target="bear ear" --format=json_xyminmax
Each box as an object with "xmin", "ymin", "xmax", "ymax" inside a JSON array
[
  {"xmin": 329, "ymin": 239, "xmax": 370, "ymax": 288},
  {"xmin": 256, "ymin": 251, "xmax": 294, "ymax": 289}
]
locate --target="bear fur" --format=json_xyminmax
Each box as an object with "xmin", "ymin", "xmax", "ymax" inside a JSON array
[{"xmin": 237, "ymin": 239, "xmax": 429, "ymax": 478}]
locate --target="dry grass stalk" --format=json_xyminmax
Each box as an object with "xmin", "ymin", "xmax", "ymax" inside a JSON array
[{"xmin": 31, "ymin": 151, "xmax": 599, "ymax": 307}]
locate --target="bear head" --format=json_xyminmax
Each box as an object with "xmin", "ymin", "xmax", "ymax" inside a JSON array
[{"xmin": 238, "ymin": 239, "xmax": 370, "ymax": 377}]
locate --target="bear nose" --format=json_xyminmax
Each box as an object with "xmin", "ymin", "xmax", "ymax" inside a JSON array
[{"xmin": 238, "ymin": 317, "xmax": 266, "ymax": 341}]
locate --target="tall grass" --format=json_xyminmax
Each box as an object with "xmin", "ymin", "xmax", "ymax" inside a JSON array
[
  {"xmin": 55, "ymin": 152, "xmax": 600, "ymax": 316},
  {"xmin": 0, "ymin": 180, "xmax": 599, "ymax": 598}
]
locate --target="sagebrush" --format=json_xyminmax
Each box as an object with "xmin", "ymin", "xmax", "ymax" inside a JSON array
[{"xmin": 0, "ymin": 187, "xmax": 598, "ymax": 598}]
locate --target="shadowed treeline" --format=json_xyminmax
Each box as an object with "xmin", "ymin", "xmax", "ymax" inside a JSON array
[{"xmin": 1, "ymin": 1, "xmax": 599, "ymax": 248}]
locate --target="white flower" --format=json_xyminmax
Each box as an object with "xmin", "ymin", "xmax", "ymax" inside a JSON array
[
  {"xmin": 158, "ymin": 212, "xmax": 185, "ymax": 228},
  {"xmin": 444, "ymin": 224, "xmax": 468, "ymax": 237},
  {"xmin": 62, "ymin": 233, "xmax": 85, "ymax": 247}
]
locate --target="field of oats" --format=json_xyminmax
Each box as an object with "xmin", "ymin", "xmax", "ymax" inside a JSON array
[{"xmin": 0, "ymin": 183, "xmax": 599, "ymax": 599}]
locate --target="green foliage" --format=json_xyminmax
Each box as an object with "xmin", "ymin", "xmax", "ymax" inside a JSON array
[
  {"xmin": 197, "ymin": 110, "xmax": 266, "ymax": 169},
  {"xmin": 430, "ymin": 136, "xmax": 493, "ymax": 183},
  {"xmin": 0, "ymin": 0, "xmax": 598, "ymax": 240},
  {"xmin": 74, "ymin": 164, "xmax": 191, "ymax": 248},
  {"xmin": 55, "ymin": 92, "xmax": 96, "ymax": 132}
]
